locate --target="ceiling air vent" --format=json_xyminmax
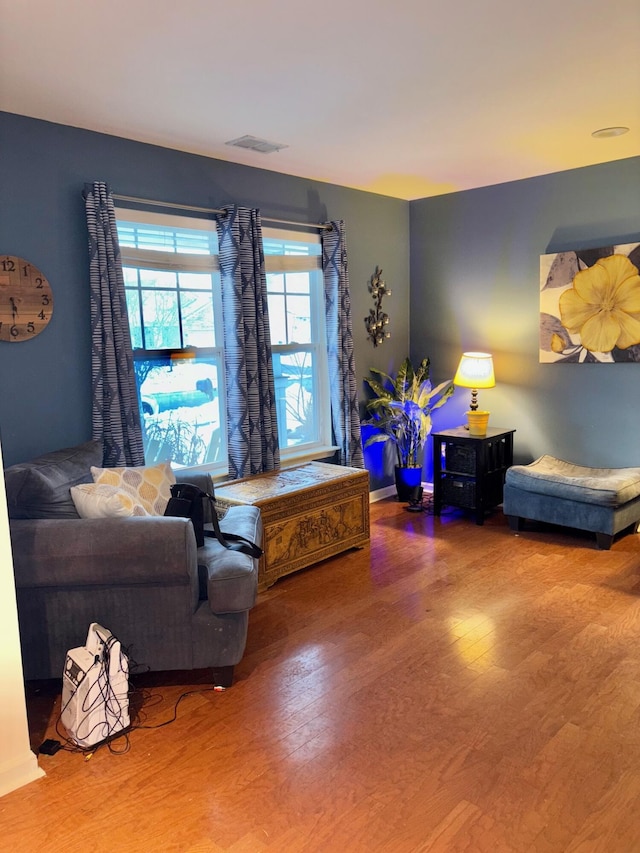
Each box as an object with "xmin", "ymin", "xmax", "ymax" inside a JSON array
[{"xmin": 225, "ymin": 135, "xmax": 288, "ymax": 154}]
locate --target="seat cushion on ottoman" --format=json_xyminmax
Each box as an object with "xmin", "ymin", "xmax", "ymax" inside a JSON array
[{"xmin": 506, "ymin": 455, "xmax": 640, "ymax": 507}]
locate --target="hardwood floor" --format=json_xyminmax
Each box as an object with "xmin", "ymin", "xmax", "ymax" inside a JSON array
[{"xmin": 4, "ymin": 498, "xmax": 640, "ymax": 852}]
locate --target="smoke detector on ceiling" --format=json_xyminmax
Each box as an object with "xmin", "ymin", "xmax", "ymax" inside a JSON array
[
  {"xmin": 591, "ymin": 126, "xmax": 630, "ymax": 138},
  {"xmin": 225, "ymin": 135, "xmax": 288, "ymax": 154}
]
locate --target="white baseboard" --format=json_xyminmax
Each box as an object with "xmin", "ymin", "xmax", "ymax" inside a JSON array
[
  {"xmin": 369, "ymin": 482, "xmax": 433, "ymax": 503},
  {"xmin": 369, "ymin": 484, "xmax": 397, "ymax": 502},
  {"xmin": 0, "ymin": 751, "xmax": 44, "ymax": 799}
]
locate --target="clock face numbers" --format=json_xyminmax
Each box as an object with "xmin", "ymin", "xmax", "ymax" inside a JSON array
[{"xmin": 0, "ymin": 255, "xmax": 54, "ymax": 342}]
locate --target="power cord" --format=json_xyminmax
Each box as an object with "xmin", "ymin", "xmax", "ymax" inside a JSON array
[
  {"xmin": 131, "ymin": 685, "xmax": 218, "ymax": 730},
  {"xmin": 127, "ymin": 652, "xmax": 222, "ymax": 730}
]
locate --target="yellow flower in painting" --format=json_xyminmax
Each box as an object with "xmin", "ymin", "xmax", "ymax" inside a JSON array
[{"xmin": 559, "ymin": 254, "xmax": 640, "ymax": 352}]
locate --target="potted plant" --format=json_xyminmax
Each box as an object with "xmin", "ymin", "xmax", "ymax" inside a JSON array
[{"xmin": 363, "ymin": 357, "xmax": 454, "ymax": 500}]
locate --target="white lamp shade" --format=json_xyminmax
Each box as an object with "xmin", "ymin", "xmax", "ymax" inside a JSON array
[{"xmin": 453, "ymin": 352, "xmax": 495, "ymax": 389}]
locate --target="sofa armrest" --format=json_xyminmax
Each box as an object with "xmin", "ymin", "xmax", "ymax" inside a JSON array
[
  {"xmin": 179, "ymin": 472, "xmax": 212, "ymax": 493},
  {"xmin": 10, "ymin": 516, "xmax": 198, "ymax": 589},
  {"xmin": 199, "ymin": 505, "xmax": 262, "ymax": 613}
]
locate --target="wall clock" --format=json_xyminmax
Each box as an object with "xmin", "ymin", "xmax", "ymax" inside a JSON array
[{"xmin": 0, "ymin": 255, "xmax": 54, "ymax": 342}]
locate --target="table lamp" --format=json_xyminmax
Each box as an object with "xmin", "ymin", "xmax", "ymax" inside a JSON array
[{"xmin": 453, "ymin": 352, "xmax": 495, "ymax": 435}]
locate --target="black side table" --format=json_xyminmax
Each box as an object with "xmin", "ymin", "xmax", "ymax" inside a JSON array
[{"xmin": 432, "ymin": 427, "xmax": 515, "ymax": 525}]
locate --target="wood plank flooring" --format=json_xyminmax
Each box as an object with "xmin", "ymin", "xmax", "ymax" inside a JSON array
[{"xmin": 3, "ymin": 498, "xmax": 640, "ymax": 852}]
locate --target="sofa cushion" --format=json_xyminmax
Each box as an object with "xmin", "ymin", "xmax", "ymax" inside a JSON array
[
  {"xmin": 70, "ymin": 483, "xmax": 151, "ymax": 518},
  {"xmin": 91, "ymin": 461, "xmax": 175, "ymax": 515},
  {"xmin": 4, "ymin": 440, "xmax": 103, "ymax": 519}
]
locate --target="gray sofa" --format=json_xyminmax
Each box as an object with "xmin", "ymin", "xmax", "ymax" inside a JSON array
[{"xmin": 5, "ymin": 441, "xmax": 262, "ymax": 686}]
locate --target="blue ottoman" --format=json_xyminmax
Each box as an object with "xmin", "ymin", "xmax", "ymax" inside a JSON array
[{"xmin": 503, "ymin": 455, "xmax": 640, "ymax": 550}]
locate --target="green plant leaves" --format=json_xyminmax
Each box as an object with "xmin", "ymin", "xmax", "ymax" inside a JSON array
[{"xmin": 362, "ymin": 357, "xmax": 454, "ymax": 468}]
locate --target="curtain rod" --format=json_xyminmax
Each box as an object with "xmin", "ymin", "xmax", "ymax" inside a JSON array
[{"xmin": 112, "ymin": 193, "xmax": 331, "ymax": 230}]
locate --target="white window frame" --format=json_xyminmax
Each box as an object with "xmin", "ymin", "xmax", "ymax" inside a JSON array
[
  {"xmin": 263, "ymin": 226, "xmax": 333, "ymax": 465},
  {"xmin": 116, "ymin": 209, "xmax": 335, "ymax": 475}
]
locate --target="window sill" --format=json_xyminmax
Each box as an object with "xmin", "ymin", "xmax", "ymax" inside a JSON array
[
  {"xmin": 174, "ymin": 444, "xmax": 339, "ymax": 485},
  {"xmin": 279, "ymin": 444, "xmax": 339, "ymax": 469}
]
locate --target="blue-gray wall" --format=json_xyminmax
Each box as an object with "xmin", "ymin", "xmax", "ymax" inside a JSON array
[
  {"xmin": 410, "ymin": 156, "xmax": 640, "ymax": 480},
  {"xmin": 3, "ymin": 111, "xmax": 638, "ymax": 487},
  {"xmin": 0, "ymin": 112, "xmax": 410, "ymax": 471}
]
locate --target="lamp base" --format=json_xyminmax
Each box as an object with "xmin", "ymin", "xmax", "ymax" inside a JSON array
[{"xmin": 466, "ymin": 410, "xmax": 490, "ymax": 436}]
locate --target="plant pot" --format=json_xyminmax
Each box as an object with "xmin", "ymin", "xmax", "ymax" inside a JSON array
[
  {"xmin": 466, "ymin": 410, "xmax": 490, "ymax": 436},
  {"xmin": 395, "ymin": 466, "xmax": 423, "ymax": 502}
]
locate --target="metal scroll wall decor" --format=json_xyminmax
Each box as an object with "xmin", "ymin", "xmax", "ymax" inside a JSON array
[{"xmin": 364, "ymin": 266, "xmax": 391, "ymax": 347}]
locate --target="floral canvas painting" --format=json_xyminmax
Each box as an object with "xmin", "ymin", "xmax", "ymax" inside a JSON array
[{"xmin": 540, "ymin": 242, "xmax": 640, "ymax": 363}]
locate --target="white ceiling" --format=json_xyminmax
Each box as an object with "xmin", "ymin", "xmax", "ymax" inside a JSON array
[{"xmin": 1, "ymin": 0, "xmax": 639, "ymax": 200}]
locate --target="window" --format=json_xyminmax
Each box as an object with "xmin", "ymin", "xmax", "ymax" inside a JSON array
[
  {"xmin": 263, "ymin": 228, "xmax": 329, "ymax": 457},
  {"xmin": 118, "ymin": 209, "xmax": 224, "ymax": 470},
  {"xmin": 117, "ymin": 209, "xmax": 331, "ymax": 472}
]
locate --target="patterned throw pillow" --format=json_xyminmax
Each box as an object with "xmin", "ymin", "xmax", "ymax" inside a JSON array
[
  {"xmin": 70, "ymin": 483, "xmax": 150, "ymax": 518},
  {"xmin": 90, "ymin": 461, "xmax": 176, "ymax": 516}
]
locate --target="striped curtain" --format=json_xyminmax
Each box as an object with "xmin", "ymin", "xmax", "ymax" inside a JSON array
[
  {"xmin": 216, "ymin": 206, "xmax": 280, "ymax": 479},
  {"xmin": 84, "ymin": 181, "xmax": 144, "ymax": 467},
  {"xmin": 321, "ymin": 220, "xmax": 365, "ymax": 468}
]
